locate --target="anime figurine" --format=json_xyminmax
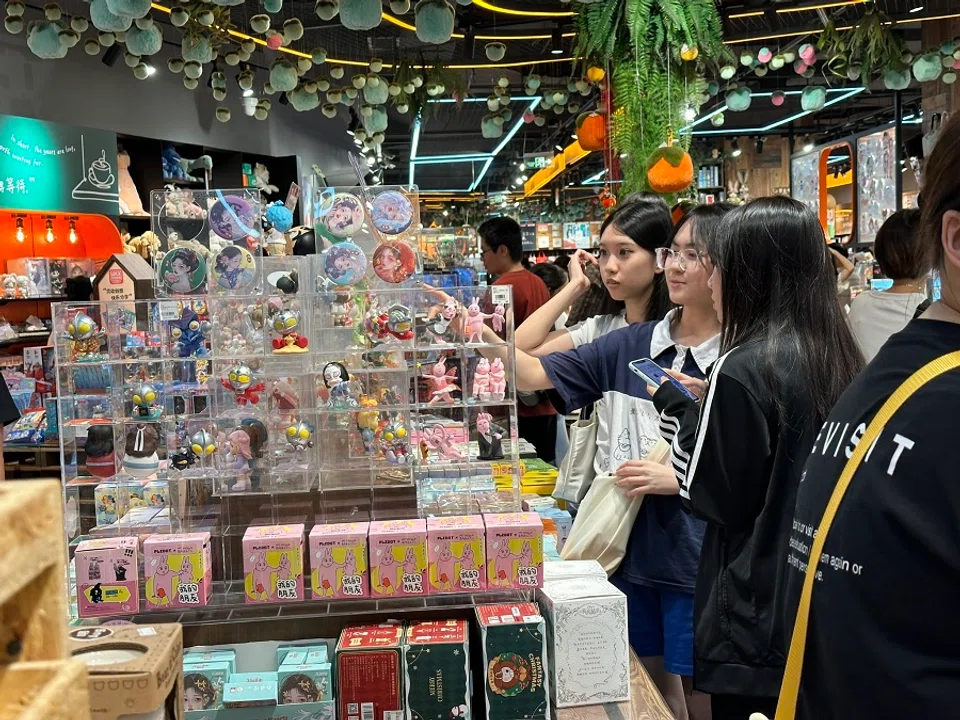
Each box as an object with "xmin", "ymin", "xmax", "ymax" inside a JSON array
[
  {"xmin": 63, "ymin": 310, "xmax": 105, "ymax": 361},
  {"xmin": 224, "ymin": 428, "xmax": 254, "ymax": 491},
  {"xmin": 378, "ymin": 418, "xmax": 409, "ymax": 464},
  {"xmin": 362, "ymin": 302, "xmax": 414, "ymax": 345},
  {"xmin": 476, "ymin": 412, "xmax": 505, "ymax": 460},
  {"xmin": 2, "ymin": 274, "xmax": 17, "ymax": 298},
  {"xmin": 169, "ymin": 446, "xmax": 197, "ymax": 472},
  {"xmin": 170, "ymin": 307, "xmax": 211, "ymax": 358},
  {"xmin": 356, "ymin": 396, "xmax": 380, "ymax": 453},
  {"xmin": 131, "ymin": 382, "xmax": 162, "ymax": 419},
  {"xmin": 423, "ymin": 424, "xmax": 464, "ymax": 461},
  {"xmin": 472, "ymin": 357, "xmax": 491, "ymax": 401},
  {"xmin": 464, "ymin": 297, "xmax": 493, "ymax": 343},
  {"xmin": 491, "ymin": 303, "xmax": 506, "ymax": 333},
  {"xmin": 221, "ymin": 363, "xmax": 265, "ymax": 405},
  {"xmin": 270, "ymin": 308, "xmax": 309, "ymax": 353},
  {"xmin": 322, "ymin": 361, "xmax": 359, "ymax": 408},
  {"xmin": 331, "ymin": 292, "xmax": 356, "ymax": 327},
  {"xmin": 422, "ymin": 357, "xmax": 459, "ymax": 406},
  {"xmin": 424, "ymin": 298, "xmax": 459, "ymax": 343},
  {"xmin": 285, "ymin": 419, "xmax": 314, "ymax": 453},
  {"xmin": 271, "ymin": 378, "xmax": 300, "ymax": 419},
  {"xmin": 190, "ymin": 429, "xmax": 217, "ymax": 461},
  {"xmin": 489, "ymin": 358, "xmax": 506, "ymax": 401},
  {"xmin": 123, "ymin": 423, "xmax": 161, "ymax": 477},
  {"xmin": 275, "ymin": 270, "xmax": 299, "ymax": 295}
]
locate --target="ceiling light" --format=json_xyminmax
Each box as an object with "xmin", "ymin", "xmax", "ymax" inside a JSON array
[
  {"xmin": 910, "ymin": 2, "xmax": 924, "ymax": 11},
  {"xmin": 684, "ymin": 106, "xmax": 697, "ymax": 122},
  {"xmin": 143, "ymin": 63, "xmax": 156, "ymax": 76},
  {"xmin": 68, "ymin": 218, "xmax": 78, "ymax": 244},
  {"xmin": 14, "ymin": 217, "xmax": 24, "ymax": 243},
  {"xmin": 555, "ymin": 145, "xmax": 563, "ymax": 152},
  {"xmin": 44, "ymin": 218, "xmax": 55, "ymax": 244},
  {"xmin": 803, "ymin": 135, "xmax": 814, "ymax": 152},
  {"xmin": 731, "ymin": 139, "xmax": 742, "ymax": 158},
  {"xmin": 243, "ymin": 88, "xmax": 254, "ymax": 97},
  {"xmin": 551, "ymin": 27, "xmax": 563, "ymax": 55}
]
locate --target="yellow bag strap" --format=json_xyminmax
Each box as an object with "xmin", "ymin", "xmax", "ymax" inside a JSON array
[{"xmin": 776, "ymin": 350, "xmax": 960, "ymax": 720}]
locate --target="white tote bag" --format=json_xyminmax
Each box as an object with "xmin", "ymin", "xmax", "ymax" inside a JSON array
[
  {"xmin": 552, "ymin": 405, "xmax": 597, "ymax": 504},
  {"xmin": 560, "ymin": 438, "xmax": 671, "ymax": 575}
]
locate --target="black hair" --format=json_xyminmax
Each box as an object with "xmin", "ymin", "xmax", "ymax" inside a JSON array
[
  {"xmin": 874, "ymin": 209, "xmax": 924, "ymax": 280},
  {"xmin": 478, "ymin": 217, "xmax": 523, "ymax": 262},
  {"xmin": 275, "ymin": 270, "xmax": 299, "ymax": 295},
  {"xmin": 674, "ymin": 202, "xmax": 734, "ymax": 253},
  {"xmin": 708, "ymin": 196, "xmax": 863, "ymax": 423},
  {"xmin": 553, "ymin": 254, "xmax": 571, "ymax": 272},
  {"xmin": 291, "ymin": 227, "xmax": 317, "ymax": 256},
  {"xmin": 171, "ymin": 248, "xmax": 200, "ymax": 272},
  {"xmin": 239, "ymin": 419, "xmax": 268, "ymax": 459},
  {"xmin": 322, "ymin": 361, "xmax": 349, "ymax": 387},
  {"xmin": 920, "ymin": 111, "xmax": 960, "ymax": 271},
  {"xmin": 85, "ymin": 425, "xmax": 114, "ymax": 457},
  {"xmin": 529, "ymin": 262, "xmax": 568, "ymax": 295},
  {"xmin": 183, "ymin": 673, "xmax": 216, "ymax": 708},
  {"xmin": 280, "ymin": 673, "xmax": 320, "ymax": 702},
  {"xmin": 65, "ymin": 276, "xmax": 93, "ymax": 302}
]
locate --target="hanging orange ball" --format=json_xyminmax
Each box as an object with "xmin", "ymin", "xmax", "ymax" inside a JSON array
[
  {"xmin": 586, "ymin": 66, "xmax": 605, "ymax": 83},
  {"xmin": 646, "ymin": 143, "xmax": 694, "ymax": 194},
  {"xmin": 576, "ymin": 112, "xmax": 606, "ymax": 151}
]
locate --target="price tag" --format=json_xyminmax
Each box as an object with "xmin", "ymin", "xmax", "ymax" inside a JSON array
[
  {"xmin": 491, "ymin": 286, "xmax": 510, "ymax": 306},
  {"xmin": 158, "ymin": 301, "xmax": 180, "ymax": 321}
]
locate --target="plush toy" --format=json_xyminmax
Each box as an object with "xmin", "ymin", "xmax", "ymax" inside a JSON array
[
  {"xmin": 646, "ymin": 141, "xmax": 694, "ymax": 194},
  {"xmin": 124, "ymin": 230, "xmax": 160, "ymax": 259},
  {"xmin": 265, "ymin": 201, "xmax": 294, "ymax": 233},
  {"xmin": 254, "ymin": 163, "xmax": 279, "ymax": 195},
  {"xmin": 117, "ymin": 150, "xmax": 148, "ymax": 215},
  {"xmin": 161, "ymin": 144, "xmax": 213, "ymax": 182}
]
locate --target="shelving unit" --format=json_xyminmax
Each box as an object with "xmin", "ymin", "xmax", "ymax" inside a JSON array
[{"xmin": 696, "ymin": 160, "xmax": 726, "ymax": 203}]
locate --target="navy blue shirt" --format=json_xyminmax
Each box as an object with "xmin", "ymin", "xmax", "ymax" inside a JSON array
[{"xmin": 540, "ymin": 315, "xmax": 717, "ymax": 592}]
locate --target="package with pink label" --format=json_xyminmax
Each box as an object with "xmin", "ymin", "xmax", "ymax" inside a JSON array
[
  {"xmin": 242, "ymin": 524, "xmax": 305, "ymax": 603},
  {"xmin": 427, "ymin": 515, "xmax": 487, "ymax": 594},
  {"xmin": 484, "ymin": 512, "xmax": 544, "ymax": 590},
  {"xmin": 143, "ymin": 532, "xmax": 213, "ymax": 609},
  {"xmin": 309, "ymin": 521, "xmax": 370, "ymax": 599},
  {"xmin": 369, "ymin": 519, "xmax": 428, "ymax": 597},
  {"xmin": 75, "ymin": 536, "xmax": 139, "ymax": 617}
]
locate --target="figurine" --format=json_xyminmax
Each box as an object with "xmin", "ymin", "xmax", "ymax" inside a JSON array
[
  {"xmin": 476, "ymin": 412, "xmax": 505, "ymax": 460},
  {"xmin": 422, "ymin": 357, "xmax": 458, "ymax": 406},
  {"xmin": 170, "ymin": 307, "xmax": 211, "ymax": 358},
  {"xmin": 489, "ymin": 358, "xmax": 506, "ymax": 401},
  {"xmin": 491, "ymin": 303, "xmax": 506, "ymax": 334},
  {"xmin": 223, "ymin": 428, "xmax": 254, "ymax": 491},
  {"xmin": 378, "ymin": 418, "xmax": 409, "ymax": 464},
  {"xmin": 322, "ymin": 361, "xmax": 359, "ymax": 408},
  {"xmin": 2, "ymin": 274, "xmax": 17, "ymax": 298},
  {"xmin": 424, "ymin": 298, "xmax": 459, "ymax": 343},
  {"xmin": 123, "ymin": 423, "xmax": 161, "ymax": 477},
  {"xmin": 170, "ymin": 447, "xmax": 197, "ymax": 472},
  {"xmin": 221, "ymin": 363, "xmax": 265, "ymax": 406},
  {"xmin": 472, "ymin": 357, "xmax": 491, "ymax": 401},
  {"xmin": 363, "ymin": 302, "xmax": 414, "ymax": 345},
  {"xmin": 131, "ymin": 382, "xmax": 162, "ymax": 419},
  {"xmin": 464, "ymin": 297, "xmax": 493, "ymax": 343},
  {"xmin": 274, "ymin": 270, "xmax": 299, "ymax": 295},
  {"xmin": 271, "ymin": 378, "xmax": 300, "ymax": 419},
  {"xmin": 271, "ymin": 308, "xmax": 309, "ymax": 353},
  {"xmin": 285, "ymin": 419, "xmax": 314, "ymax": 454},
  {"xmin": 331, "ymin": 292, "xmax": 356, "ymax": 327},
  {"xmin": 190, "ymin": 429, "xmax": 218, "ymax": 459},
  {"xmin": 356, "ymin": 396, "xmax": 379, "ymax": 453},
  {"xmin": 63, "ymin": 310, "xmax": 105, "ymax": 362},
  {"xmin": 423, "ymin": 424, "xmax": 464, "ymax": 461}
]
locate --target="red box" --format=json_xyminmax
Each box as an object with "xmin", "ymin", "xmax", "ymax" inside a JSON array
[{"xmin": 336, "ymin": 623, "xmax": 404, "ymax": 720}]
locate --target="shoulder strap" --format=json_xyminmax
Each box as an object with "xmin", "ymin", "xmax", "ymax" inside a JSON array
[{"xmin": 776, "ymin": 350, "xmax": 960, "ymax": 720}]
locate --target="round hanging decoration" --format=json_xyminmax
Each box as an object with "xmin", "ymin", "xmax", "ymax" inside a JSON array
[
  {"xmin": 800, "ymin": 85, "xmax": 826, "ymax": 112},
  {"xmin": 415, "ymin": 0, "xmax": 454, "ymax": 44},
  {"xmin": 575, "ymin": 112, "xmax": 606, "ymax": 151},
  {"xmin": 340, "ymin": 0, "xmax": 380, "ymax": 29},
  {"xmin": 485, "ymin": 42, "xmax": 505, "ymax": 61},
  {"xmin": 646, "ymin": 140, "xmax": 694, "ymax": 194},
  {"xmin": 680, "ymin": 43, "xmax": 698, "ymax": 61}
]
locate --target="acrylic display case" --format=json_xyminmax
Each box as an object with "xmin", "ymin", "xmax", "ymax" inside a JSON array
[
  {"xmin": 857, "ymin": 127, "xmax": 897, "ymax": 245},
  {"xmin": 790, "ymin": 150, "xmax": 821, "ymax": 217}
]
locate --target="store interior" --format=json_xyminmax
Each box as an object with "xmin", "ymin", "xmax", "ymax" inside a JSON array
[{"xmin": 1, "ymin": 0, "xmax": 959, "ymax": 718}]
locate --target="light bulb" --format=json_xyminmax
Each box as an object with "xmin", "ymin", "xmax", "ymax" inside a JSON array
[
  {"xmin": 45, "ymin": 219, "xmax": 55, "ymax": 243},
  {"xmin": 69, "ymin": 219, "xmax": 78, "ymax": 244},
  {"xmin": 15, "ymin": 218, "xmax": 24, "ymax": 243}
]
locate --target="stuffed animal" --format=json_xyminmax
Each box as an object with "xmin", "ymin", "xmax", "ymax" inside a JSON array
[
  {"xmin": 161, "ymin": 145, "xmax": 213, "ymax": 183},
  {"xmin": 254, "ymin": 163, "xmax": 279, "ymax": 195},
  {"xmin": 117, "ymin": 150, "xmax": 148, "ymax": 216},
  {"xmin": 124, "ymin": 230, "xmax": 161, "ymax": 259}
]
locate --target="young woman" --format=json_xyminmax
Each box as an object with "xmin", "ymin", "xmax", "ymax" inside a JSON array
[
  {"xmin": 649, "ymin": 197, "xmax": 863, "ymax": 720},
  {"xmin": 511, "ymin": 204, "xmax": 730, "ymax": 720},
  {"xmin": 515, "ymin": 199, "xmax": 674, "ymax": 357},
  {"xmin": 776, "ymin": 112, "xmax": 960, "ymax": 719},
  {"xmin": 847, "ymin": 208, "xmax": 928, "ymax": 361}
]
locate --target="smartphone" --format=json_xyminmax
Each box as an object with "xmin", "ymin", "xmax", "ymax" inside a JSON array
[{"xmin": 628, "ymin": 358, "xmax": 700, "ymax": 402}]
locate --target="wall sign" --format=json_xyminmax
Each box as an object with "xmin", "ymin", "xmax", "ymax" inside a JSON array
[{"xmin": 0, "ymin": 113, "xmax": 119, "ymax": 215}]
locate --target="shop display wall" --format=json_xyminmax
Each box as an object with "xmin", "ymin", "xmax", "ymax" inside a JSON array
[{"xmin": 857, "ymin": 127, "xmax": 897, "ymax": 245}]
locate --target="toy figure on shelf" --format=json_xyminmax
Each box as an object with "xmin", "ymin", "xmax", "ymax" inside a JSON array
[
  {"xmin": 63, "ymin": 311, "xmax": 105, "ymax": 362},
  {"xmin": 131, "ymin": 382, "xmax": 162, "ymax": 419},
  {"xmin": 423, "ymin": 424, "xmax": 464, "ymax": 461},
  {"xmin": 271, "ymin": 379, "xmax": 300, "ymax": 420},
  {"xmin": 476, "ymin": 412, "xmax": 505, "ymax": 460},
  {"xmin": 489, "ymin": 358, "xmax": 506, "ymax": 401},
  {"xmin": 16, "ymin": 275, "xmax": 35, "ymax": 299},
  {"xmin": 221, "ymin": 363, "xmax": 265, "ymax": 406},
  {"xmin": 332, "ymin": 292, "xmax": 356, "ymax": 327},
  {"xmin": 271, "ymin": 308, "xmax": 309, "ymax": 354},
  {"xmin": 378, "ymin": 418, "xmax": 409, "ymax": 464},
  {"xmin": 285, "ymin": 419, "xmax": 314, "ymax": 455},
  {"xmin": 323, "ymin": 361, "xmax": 359, "ymax": 409},
  {"xmin": 491, "ymin": 303, "xmax": 506, "ymax": 334},
  {"xmin": 472, "ymin": 357, "xmax": 491, "ymax": 402},
  {"xmin": 190, "ymin": 429, "xmax": 218, "ymax": 462},
  {"xmin": 424, "ymin": 298, "xmax": 459, "ymax": 344},
  {"xmin": 464, "ymin": 297, "xmax": 493, "ymax": 343},
  {"xmin": 1, "ymin": 275, "xmax": 15, "ymax": 299},
  {"xmin": 223, "ymin": 428, "xmax": 254, "ymax": 491},
  {"xmin": 362, "ymin": 301, "xmax": 414, "ymax": 346},
  {"xmin": 170, "ymin": 446, "xmax": 197, "ymax": 472},
  {"xmin": 422, "ymin": 357, "xmax": 458, "ymax": 406},
  {"xmin": 356, "ymin": 395, "xmax": 380, "ymax": 453},
  {"xmin": 170, "ymin": 307, "xmax": 211, "ymax": 358}
]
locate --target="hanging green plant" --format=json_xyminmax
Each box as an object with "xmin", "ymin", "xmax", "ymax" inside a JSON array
[{"xmin": 818, "ymin": 10, "xmax": 906, "ymax": 87}]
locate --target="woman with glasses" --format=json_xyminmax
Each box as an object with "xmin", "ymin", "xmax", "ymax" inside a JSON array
[{"xmin": 506, "ymin": 203, "xmax": 730, "ymax": 720}]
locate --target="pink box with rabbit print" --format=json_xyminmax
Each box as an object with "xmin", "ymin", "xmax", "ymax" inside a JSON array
[
  {"xmin": 309, "ymin": 521, "xmax": 370, "ymax": 599},
  {"xmin": 368, "ymin": 519, "xmax": 428, "ymax": 597},
  {"xmin": 75, "ymin": 536, "xmax": 139, "ymax": 617},
  {"xmin": 427, "ymin": 515, "xmax": 487, "ymax": 594},
  {"xmin": 143, "ymin": 532, "xmax": 212, "ymax": 609},
  {"xmin": 484, "ymin": 513, "xmax": 544, "ymax": 590},
  {"xmin": 242, "ymin": 524, "xmax": 305, "ymax": 603}
]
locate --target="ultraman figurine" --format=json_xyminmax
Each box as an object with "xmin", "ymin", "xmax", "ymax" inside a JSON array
[
  {"xmin": 271, "ymin": 308, "xmax": 309, "ymax": 353},
  {"xmin": 170, "ymin": 307, "xmax": 211, "ymax": 358},
  {"xmin": 221, "ymin": 363, "xmax": 265, "ymax": 406},
  {"xmin": 131, "ymin": 382, "xmax": 162, "ymax": 419},
  {"xmin": 378, "ymin": 418, "xmax": 409, "ymax": 465},
  {"xmin": 63, "ymin": 310, "xmax": 105, "ymax": 362},
  {"xmin": 285, "ymin": 419, "xmax": 314, "ymax": 456}
]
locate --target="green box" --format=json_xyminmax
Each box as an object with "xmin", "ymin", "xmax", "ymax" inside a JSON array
[
  {"xmin": 222, "ymin": 681, "xmax": 279, "ymax": 708},
  {"xmin": 405, "ymin": 620, "xmax": 472, "ymax": 720},
  {"xmin": 184, "ymin": 649, "xmax": 237, "ymax": 675}
]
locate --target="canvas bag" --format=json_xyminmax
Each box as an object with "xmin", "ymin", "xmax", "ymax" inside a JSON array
[
  {"xmin": 552, "ymin": 404, "xmax": 597, "ymax": 504},
  {"xmin": 560, "ymin": 438, "xmax": 671, "ymax": 575}
]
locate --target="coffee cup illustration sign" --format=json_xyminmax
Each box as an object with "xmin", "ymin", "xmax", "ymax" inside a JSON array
[{"xmin": 87, "ymin": 150, "xmax": 115, "ymax": 189}]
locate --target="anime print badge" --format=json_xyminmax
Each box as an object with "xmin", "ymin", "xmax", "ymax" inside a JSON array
[
  {"xmin": 323, "ymin": 241, "xmax": 367, "ymax": 286},
  {"xmin": 372, "ymin": 241, "xmax": 416, "ymax": 284},
  {"xmin": 209, "ymin": 193, "xmax": 259, "ymax": 243},
  {"xmin": 370, "ymin": 190, "xmax": 413, "ymax": 235},
  {"xmin": 212, "ymin": 245, "xmax": 257, "ymax": 291},
  {"xmin": 324, "ymin": 193, "xmax": 364, "ymax": 238},
  {"xmin": 159, "ymin": 247, "xmax": 206, "ymax": 294}
]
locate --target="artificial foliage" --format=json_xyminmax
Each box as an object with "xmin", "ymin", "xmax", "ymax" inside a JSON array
[{"xmin": 818, "ymin": 9, "xmax": 906, "ymax": 87}]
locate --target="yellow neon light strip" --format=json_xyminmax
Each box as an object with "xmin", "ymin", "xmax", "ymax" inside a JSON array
[
  {"xmin": 729, "ymin": 10, "xmax": 765, "ymax": 18},
  {"xmin": 471, "ymin": 0, "xmax": 575, "ymax": 18},
  {"xmin": 777, "ymin": 0, "xmax": 865, "ymax": 13},
  {"xmin": 382, "ymin": 12, "xmax": 576, "ymax": 40},
  {"xmin": 724, "ymin": 11, "xmax": 960, "ymax": 44}
]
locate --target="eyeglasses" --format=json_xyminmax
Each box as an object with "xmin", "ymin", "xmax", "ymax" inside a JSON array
[{"xmin": 656, "ymin": 247, "xmax": 707, "ymax": 271}]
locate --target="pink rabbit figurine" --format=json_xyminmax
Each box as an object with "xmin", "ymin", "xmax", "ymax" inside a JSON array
[
  {"xmin": 493, "ymin": 543, "xmax": 514, "ymax": 587},
  {"xmin": 423, "ymin": 358, "xmax": 459, "ymax": 406},
  {"xmin": 464, "ymin": 297, "xmax": 492, "ymax": 343},
  {"xmin": 434, "ymin": 541, "xmax": 456, "ymax": 591},
  {"xmin": 252, "ymin": 551, "xmax": 272, "ymax": 600},
  {"xmin": 489, "ymin": 358, "xmax": 506, "ymax": 401},
  {"xmin": 316, "ymin": 547, "xmax": 338, "ymax": 597},
  {"xmin": 153, "ymin": 555, "xmax": 173, "ymax": 605},
  {"xmin": 491, "ymin": 303, "xmax": 506, "ymax": 333},
  {"xmin": 473, "ymin": 358, "xmax": 491, "ymax": 401}
]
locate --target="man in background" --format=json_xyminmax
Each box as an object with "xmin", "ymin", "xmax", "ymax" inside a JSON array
[{"xmin": 478, "ymin": 217, "xmax": 558, "ymax": 463}]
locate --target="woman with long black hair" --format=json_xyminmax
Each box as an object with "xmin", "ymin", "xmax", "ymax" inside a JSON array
[{"xmin": 650, "ymin": 197, "xmax": 863, "ymax": 719}]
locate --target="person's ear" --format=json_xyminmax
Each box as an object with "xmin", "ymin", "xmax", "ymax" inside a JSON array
[{"xmin": 943, "ymin": 210, "xmax": 960, "ymax": 273}]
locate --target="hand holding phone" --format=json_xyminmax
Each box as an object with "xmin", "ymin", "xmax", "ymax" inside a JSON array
[{"xmin": 628, "ymin": 358, "xmax": 701, "ymax": 402}]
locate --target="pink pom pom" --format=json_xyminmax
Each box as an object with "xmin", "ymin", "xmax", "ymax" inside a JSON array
[
  {"xmin": 266, "ymin": 35, "xmax": 283, "ymax": 50},
  {"xmin": 954, "ymin": 58, "xmax": 960, "ymax": 70},
  {"xmin": 799, "ymin": 44, "xmax": 816, "ymax": 63},
  {"xmin": 522, "ymin": 111, "xmax": 535, "ymax": 124},
  {"xmin": 771, "ymin": 91, "xmax": 785, "ymax": 106},
  {"xmin": 758, "ymin": 48, "xmax": 773, "ymax": 64},
  {"xmin": 794, "ymin": 62, "xmax": 809, "ymax": 75}
]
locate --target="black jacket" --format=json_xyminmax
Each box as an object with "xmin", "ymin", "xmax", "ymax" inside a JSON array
[{"xmin": 653, "ymin": 341, "xmax": 818, "ymax": 697}]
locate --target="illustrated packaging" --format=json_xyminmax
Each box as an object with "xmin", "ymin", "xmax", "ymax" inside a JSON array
[
  {"xmin": 309, "ymin": 521, "xmax": 370, "ymax": 599},
  {"xmin": 427, "ymin": 515, "xmax": 486, "ymax": 594},
  {"xmin": 143, "ymin": 532, "xmax": 213, "ymax": 609},
  {"xmin": 242, "ymin": 524, "xmax": 305, "ymax": 603},
  {"xmin": 75, "ymin": 536, "xmax": 139, "ymax": 617},
  {"xmin": 483, "ymin": 513, "xmax": 544, "ymax": 590},
  {"xmin": 368, "ymin": 519, "xmax": 427, "ymax": 597},
  {"xmin": 336, "ymin": 623, "xmax": 405, "ymax": 720},
  {"xmin": 405, "ymin": 620, "xmax": 472, "ymax": 720}
]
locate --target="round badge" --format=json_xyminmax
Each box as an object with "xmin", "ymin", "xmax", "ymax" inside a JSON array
[
  {"xmin": 159, "ymin": 248, "xmax": 206, "ymax": 294},
  {"xmin": 323, "ymin": 241, "xmax": 367, "ymax": 286},
  {"xmin": 324, "ymin": 193, "xmax": 364, "ymax": 238},
  {"xmin": 157, "ymin": 201, "xmax": 205, "ymax": 242},
  {"xmin": 312, "ymin": 187, "xmax": 337, "ymax": 218},
  {"xmin": 212, "ymin": 245, "xmax": 257, "ymax": 291},
  {"xmin": 373, "ymin": 241, "xmax": 416, "ymax": 283},
  {"xmin": 371, "ymin": 191, "xmax": 413, "ymax": 235},
  {"xmin": 209, "ymin": 193, "xmax": 259, "ymax": 242}
]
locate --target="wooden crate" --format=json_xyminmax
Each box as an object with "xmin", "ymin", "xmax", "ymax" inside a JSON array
[{"xmin": 0, "ymin": 660, "xmax": 89, "ymax": 720}]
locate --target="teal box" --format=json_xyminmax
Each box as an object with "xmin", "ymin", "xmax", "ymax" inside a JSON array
[
  {"xmin": 185, "ymin": 649, "xmax": 237, "ymax": 675},
  {"xmin": 223, "ymin": 681, "xmax": 279, "ymax": 709},
  {"xmin": 305, "ymin": 646, "xmax": 328, "ymax": 664},
  {"xmin": 231, "ymin": 672, "xmax": 278, "ymax": 685},
  {"xmin": 278, "ymin": 663, "xmax": 333, "ymax": 703},
  {"xmin": 183, "ymin": 661, "xmax": 232, "ymax": 711},
  {"xmin": 279, "ymin": 649, "xmax": 307, "ymax": 666},
  {"xmin": 184, "ymin": 700, "xmax": 335, "ymax": 720}
]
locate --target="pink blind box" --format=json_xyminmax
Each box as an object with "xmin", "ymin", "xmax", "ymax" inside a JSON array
[
  {"xmin": 368, "ymin": 519, "xmax": 428, "ymax": 597},
  {"xmin": 75, "ymin": 536, "xmax": 139, "ymax": 617},
  {"xmin": 484, "ymin": 513, "xmax": 544, "ymax": 590},
  {"xmin": 309, "ymin": 521, "xmax": 370, "ymax": 599},
  {"xmin": 427, "ymin": 515, "xmax": 487, "ymax": 594},
  {"xmin": 143, "ymin": 532, "xmax": 212, "ymax": 609},
  {"xmin": 242, "ymin": 524, "xmax": 305, "ymax": 603}
]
